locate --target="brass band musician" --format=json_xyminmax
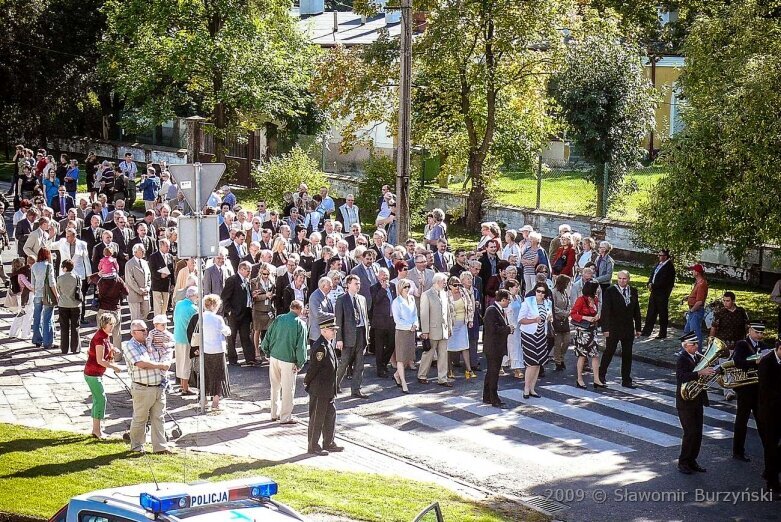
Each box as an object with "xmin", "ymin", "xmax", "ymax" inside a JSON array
[
  {"xmin": 731, "ymin": 321, "xmax": 767, "ymax": 462},
  {"xmin": 676, "ymin": 332, "xmax": 714, "ymax": 474}
]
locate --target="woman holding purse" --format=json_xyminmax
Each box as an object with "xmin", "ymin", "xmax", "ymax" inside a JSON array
[
  {"xmin": 570, "ymin": 281, "xmax": 608, "ymax": 390},
  {"xmin": 30, "ymin": 248, "xmax": 59, "ymax": 349},
  {"xmin": 518, "ymin": 281, "xmax": 553, "ymax": 399}
]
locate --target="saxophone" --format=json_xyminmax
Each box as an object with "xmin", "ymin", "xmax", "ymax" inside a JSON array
[{"xmin": 680, "ymin": 337, "xmax": 727, "ymax": 401}]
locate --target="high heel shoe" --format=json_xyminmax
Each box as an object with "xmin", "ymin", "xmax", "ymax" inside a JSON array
[
  {"xmin": 576, "ymin": 381, "xmax": 587, "ymax": 389},
  {"xmin": 393, "ymin": 373, "xmax": 401, "ymax": 388},
  {"xmin": 447, "ymin": 370, "xmax": 455, "ymax": 379},
  {"xmin": 523, "ymin": 392, "xmax": 530, "ymax": 399},
  {"xmin": 401, "ymin": 382, "xmax": 410, "ymax": 394},
  {"xmin": 593, "ymin": 382, "xmax": 608, "ymax": 389},
  {"xmin": 529, "ymin": 391, "xmax": 540, "ymax": 398}
]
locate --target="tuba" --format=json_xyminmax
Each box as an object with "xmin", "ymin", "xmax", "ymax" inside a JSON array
[
  {"xmin": 680, "ymin": 337, "xmax": 728, "ymax": 401},
  {"xmin": 716, "ymin": 353, "xmax": 760, "ymax": 389}
]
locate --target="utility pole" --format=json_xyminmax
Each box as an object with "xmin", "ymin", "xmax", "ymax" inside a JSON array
[{"xmin": 396, "ymin": 0, "xmax": 412, "ymax": 243}]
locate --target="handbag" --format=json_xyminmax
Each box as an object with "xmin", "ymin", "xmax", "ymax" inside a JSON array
[
  {"xmin": 42, "ymin": 269, "xmax": 56, "ymax": 307},
  {"xmin": 552, "ymin": 315, "xmax": 570, "ymax": 333},
  {"xmin": 3, "ymin": 291, "xmax": 20, "ymax": 312},
  {"xmin": 572, "ymin": 319, "xmax": 595, "ymax": 330},
  {"xmin": 420, "ymin": 338, "xmax": 432, "ymax": 352},
  {"xmin": 552, "ymin": 255, "xmax": 567, "ymax": 275}
]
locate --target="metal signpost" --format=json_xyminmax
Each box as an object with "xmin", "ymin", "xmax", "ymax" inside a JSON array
[{"xmin": 168, "ymin": 162, "xmax": 225, "ymax": 413}]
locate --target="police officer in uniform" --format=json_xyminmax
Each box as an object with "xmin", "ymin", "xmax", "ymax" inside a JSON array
[
  {"xmin": 676, "ymin": 332, "xmax": 714, "ymax": 474},
  {"xmin": 758, "ymin": 340, "xmax": 781, "ymax": 497},
  {"xmin": 732, "ymin": 322, "xmax": 768, "ymax": 462},
  {"xmin": 304, "ymin": 317, "xmax": 344, "ymax": 456}
]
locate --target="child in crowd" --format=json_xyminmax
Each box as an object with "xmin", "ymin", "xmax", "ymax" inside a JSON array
[
  {"xmin": 97, "ymin": 247, "xmax": 119, "ymax": 278},
  {"xmin": 147, "ymin": 314, "xmax": 175, "ymax": 389}
]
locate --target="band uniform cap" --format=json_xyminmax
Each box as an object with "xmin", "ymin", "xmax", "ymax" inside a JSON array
[
  {"xmin": 688, "ymin": 264, "xmax": 704, "ymax": 273},
  {"xmin": 680, "ymin": 332, "xmax": 698, "ymax": 344},
  {"xmin": 319, "ymin": 317, "xmax": 339, "ymax": 329},
  {"xmin": 748, "ymin": 321, "xmax": 766, "ymax": 332},
  {"xmin": 152, "ymin": 314, "xmax": 169, "ymax": 325}
]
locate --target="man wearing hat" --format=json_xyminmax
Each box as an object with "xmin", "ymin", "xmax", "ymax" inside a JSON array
[
  {"xmin": 758, "ymin": 340, "xmax": 781, "ymax": 497},
  {"xmin": 641, "ymin": 249, "xmax": 676, "ymax": 339},
  {"xmin": 682, "ymin": 264, "xmax": 709, "ymax": 351},
  {"xmin": 676, "ymin": 332, "xmax": 714, "ymax": 474},
  {"xmin": 304, "ymin": 317, "xmax": 343, "ymax": 455},
  {"xmin": 731, "ymin": 322, "xmax": 768, "ymax": 462}
]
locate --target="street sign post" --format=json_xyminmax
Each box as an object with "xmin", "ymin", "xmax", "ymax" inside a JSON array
[{"xmin": 168, "ymin": 163, "xmax": 226, "ymax": 413}]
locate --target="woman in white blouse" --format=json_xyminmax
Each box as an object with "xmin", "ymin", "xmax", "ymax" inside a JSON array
[
  {"xmin": 201, "ymin": 294, "xmax": 232, "ymax": 411},
  {"xmin": 391, "ymin": 279, "xmax": 418, "ymax": 394}
]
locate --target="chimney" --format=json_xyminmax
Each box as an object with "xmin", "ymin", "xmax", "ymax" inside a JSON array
[
  {"xmin": 300, "ymin": 0, "xmax": 325, "ymax": 16},
  {"xmin": 333, "ymin": 10, "xmax": 338, "ymax": 33}
]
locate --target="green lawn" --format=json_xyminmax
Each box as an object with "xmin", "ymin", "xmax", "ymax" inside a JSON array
[
  {"xmin": 0, "ymin": 423, "xmax": 533, "ymax": 522},
  {"xmin": 445, "ymin": 166, "xmax": 666, "ymax": 222},
  {"xmin": 0, "ymin": 162, "xmax": 13, "ymax": 183}
]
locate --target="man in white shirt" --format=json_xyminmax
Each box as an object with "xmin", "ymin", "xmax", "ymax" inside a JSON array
[
  {"xmin": 337, "ymin": 194, "xmax": 360, "ymax": 229},
  {"xmin": 118, "ymin": 153, "xmax": 138, "ymax": 180}
]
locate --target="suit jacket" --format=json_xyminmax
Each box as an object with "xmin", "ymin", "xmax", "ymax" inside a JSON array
[
  {"xmin": 483, "ymin": 303, "xmax": 511, "ymax": 359},
  {"xmin": 432, "ymin": 251, "xmax": 455, "ymax": 274},
  {"xmin": 336, "ymin": 254, "xmax": 354, "ymax": 275},
  {"xmin": 335, "ymin": 292, "xmax": 369, "ymax": 347},
  {"xmin": 148, "ymin": 250, "xmax": 175, "ymax": 292},
  {"xmin": 374, "ymin": 257, "xmax": 398, "ymax": 280},
  {"xmin": 304, "ymin": 335, "xmax": 338, "ymax": 398},
  {"xmin": 128, "ymin": 235, "xmax": 156, "ymax": 258},
  {"xmin": 14, "ymin": 219, "xmax": 35, "ymax": 257},
  {"xmin": 226, "ymin": 242, "xmax": 244, "ymax": 273},
  {"xmin": 282, "ymin": 284, "xmax": 308, "ymax": 313},
  {"xmin": 601, "ymin": 284, "xmax": 642, "ymax": 338},
  {"xmin": 309, "ymin": 258, "xmax": 329, "ymax": 294},
  {"xmin": 202, "ymin": 263, "xmax": 230, "ymax": 297},
  {"xmin": 58, "ymin": 217, "xmax": 84, "ymax": 237},
  {"xmin": 23, "ymin": 228, "xmax": 51, "ymax": 259},
  {"xmin": 221, "ymin": 273, "xmax": 252, "ymax": 319},
  {"xmin": 111, "ymin": 226, "xmax": 132, "ymax": 264},
  {"xmin": 81, "ymin": 226, "xmax": 104, "ymax": 256},
  {"xmin": 262, "ymin": 219, "xmax": 282, "ymax": 235},
  {"xmin": 649, "ymin": 261, "xmax": 676, "ymax": 297},
  {"xmin": 307, "ymin": 288, "xmax": 335, "ymax": 341},
  {"xmin": 92, "ymin": 241, "xmax": 119, "ymax": 272},
  {"xmin": 478, "ymin": 253, "xmax": 500, "ymax": 293},
  {"xmin": 275, "ymin": 271, "xmax": 295, "ymax": 312},
  {"xmin": 50, "ymin": 238, "xmax": 92, "ymax": 278},
  {"xmin": 369, "ymin": 282, "xmax": 397, "ymax": 330},
  {"xmin": 676, "ymin": 351, "xmax": 709, "ymax": 409},
  {"xmin": 124, "ymin": 256, "xmax": 151, "ymax": 303},
  {"xmin": 420, "ymin": 287, "xmax": 452, "ymax": 341},
  {"xmin": 218, "ymin": 222, "xmax": 231, "ymax": 242},
  {"xmin": 351, "ymin": 263, "xmax": 378, "ymax": 310},
  {"xmin": 758, "ymin": 351, "xmax": 781, "ymax": 428},
  {"xmin": 51, "ymin": 195, "xmax": 75, "ymax": 218}
]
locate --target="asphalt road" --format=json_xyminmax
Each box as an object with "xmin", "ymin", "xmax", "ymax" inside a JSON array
[{"xmin": 223, "ymin": 352, "xmax": 778, "ymax": 522}]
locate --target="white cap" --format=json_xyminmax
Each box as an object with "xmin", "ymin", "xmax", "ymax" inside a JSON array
[{"xmin": 152, "ymin": 314, "xmax": 168, "ymax": 325}]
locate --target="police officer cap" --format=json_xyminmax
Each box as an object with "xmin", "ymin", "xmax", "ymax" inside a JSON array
[
  {"xmin": 319, "ymin": 318, "xmax": 339, "ymax": 329},
  {"xmin": 680, "ymin": 332, "xmax": 698, "ymax": 344},
  {"xmin": 749, "ymin": 321, "xmax": 765, "ymax": 332}
]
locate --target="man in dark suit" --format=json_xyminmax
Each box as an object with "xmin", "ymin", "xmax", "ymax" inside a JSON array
[
  {"xmin": 334, "ymin": 275, "xmax": 370, "ymax": 399},
  {"xmin": 148, "ymin": 238, "xmax": 175, "ymax": 317},
  {"xmin": 732, "ymin": 322, "xmax": 767, "ymax": 462},
  {"xmin": 92, "ymin": 230, "xmax": 119, "ymax": 273},
  {"xmin": 128, "ymin": 223, "xmax": 156, "ymax": 260},
  {"xmin": 483, "ymin": 289, "xmax": 513, "ymax": 408},
  {"xmin": 599, "ymin": 270, "xmax": 642, "ymax": 388},
  {"xmin": 275, "ymin": 254, "xmax": 299, "ymax": 312},
  {"xmin": 642, "ymin": 249, "xmax": 676, "ymax": 339},
  {"xmin": 345, "ymin": 223, "xmax": 369, "ymax": 251},
  {"xmin": 14, "ymin": 208, "xmax": 38, "ymax": 258},
  {"xmin": 262, "ymin": 211, "xmax": 282, "ymax": 235},
  {"xmin": 111, "ymin": 213, "xmax": 132, "ymax": 275},
  {"xmin": 375, "ymin": 245, "xmax": 398, "ymax": 280},
  {"xmin": 304, "ymin": 318, "xmax": 343, "ymax": 455},
  {"xmin": 350, "ymin": 250, "xmax": 378, "ymax": 310},
  {"xmin": 226, "ymin": 230, "xmax": 247, "ymax": 273},
  {"xmin": 433, "ymin": 239, "xmax": 455, "ymax": 274},
  {"xmin": 478, "ymin": 240, "xmax": 500, "ymax": 300},
  {"xmin": 220, "ymin": 261, "xmax": 257, "ymax": 366},
  {"xmin": 676, "ymin": 332, "xmax": 714, "ymax": 474},
  {"xmin": 81, "ymin": 215, "xmax": 104, "ymax": 262},
  {"xmin": 369, "ymin": 268, "xmax": 397, "ymax": 377},
  {"xmin": 51, "ymin": 186, "xmax": 75, "ymax": 220},
  {"xmin": 334, "ymin": 240, "xmax": 354, "ymax": 275},
  {"xmin": 758, "ymin": 340, "xmax": 781, "ymax": 496},
  {"xmin": 309, "ymin": 247, "xmax": 333, "ymax": 295}
]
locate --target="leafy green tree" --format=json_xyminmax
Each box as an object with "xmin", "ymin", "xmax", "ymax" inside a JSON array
[
  {"xmin": 252, "ymin": 145, "xmax": 329, "ymax": 208},
  {"xmin": 634, "ymin": 0, "xmax": 781, "ymax": 261},
  {"xmin": 356, "ymin": 154, "xmax": 431, "ymax": 227},
  {"xmin": 100, "ymin": 0, "xmax": 317, "ymax": 161},
  {"xmin": 549, "ymin": 15, "xmax": 657, "ymax": 217}
]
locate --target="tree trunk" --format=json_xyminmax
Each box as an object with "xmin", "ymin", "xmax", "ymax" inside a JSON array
[
  {"xmin": 464, "ymin": 154, "xmax": 485, "ymax": 229},
  {"xmin": 213, "ymin": 100, "xmax": 226, "ymax": 163},
  {"xmin": 265, "ymin": 122, "xmax": 278, "ymax": 160},
  {"xmin": 595, "ymin": 163, "xmax": 605, "ymax": 218}
]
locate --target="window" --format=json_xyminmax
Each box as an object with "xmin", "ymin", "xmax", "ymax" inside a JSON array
[
  {"xmin": 669, "ymin": 84, "xmax": 686, "ymax": 138},
  {"xmin": 79, "ymin": 512, "xmax": 135, "ymax": 522}
]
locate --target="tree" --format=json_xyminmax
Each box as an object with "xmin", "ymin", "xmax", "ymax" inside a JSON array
[
  {"xmin": 252, "ymin": 145, "xmax": 329, "ymax": 208},
  {"xmin": 634, "ymin": 0, "xmax": 781, "ymax": 261},
  {"xmin": 549, "ymin": 15, "xmax": 657, "ymax": 217},
  {"xmin": 100, "ymin": 0, "xmax": 317, "ymax": 161},
  {"xmin": 313, "ymin": 0, "xmax": 565, "ymax": 229}
]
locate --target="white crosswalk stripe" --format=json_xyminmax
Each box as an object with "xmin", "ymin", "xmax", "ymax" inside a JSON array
[
  {"xmin": 499, "ymin": 389, "xmax": 681, "ymax": 447},
  {"xmin": 544, "ymin": 384, "xmax": 733, "ymax": 440}
]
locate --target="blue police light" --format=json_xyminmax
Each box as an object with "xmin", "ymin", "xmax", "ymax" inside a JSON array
[{"xmin": 139, "ymin": 478, "xmax": 278, "ymax": 514}]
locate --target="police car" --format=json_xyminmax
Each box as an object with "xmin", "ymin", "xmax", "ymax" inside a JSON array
[{"xmin": 47, "ymin": 477, "xmax": 306, "ymax": 522}]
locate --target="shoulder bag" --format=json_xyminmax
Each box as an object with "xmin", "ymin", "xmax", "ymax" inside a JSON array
[{"xmin": 42, "ymin": 267, "xmax": 57, "ymax": 307}]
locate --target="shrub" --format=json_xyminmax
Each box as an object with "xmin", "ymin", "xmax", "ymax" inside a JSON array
[
  {"xmin": 251, "ymin": 145, "xmax": 329, "ymax": 209},
  {"xmin": 356, "ymin": 154, "xmax": 431, "ymax": 227}
]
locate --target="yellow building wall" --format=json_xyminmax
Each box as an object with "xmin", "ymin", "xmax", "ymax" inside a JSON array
[{"xmin": 643, "ymin": 63, "xmax": 683, "ymax": 152}]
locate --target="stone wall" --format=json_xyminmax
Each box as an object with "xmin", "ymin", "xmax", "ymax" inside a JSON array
[
  {"xmin": 46, "ymin": 136, "xmax": 189, "ymax": 167},
  {"xmin": 326, "ymin": 173, "xmax": 780, "ymax": 284}
]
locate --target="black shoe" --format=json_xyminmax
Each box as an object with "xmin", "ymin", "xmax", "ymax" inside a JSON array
[
  {"xmin": 438, "ymin": 381, "xmax": 453, "ymax": 387},
  {"xmin": 491, "ymin": 402, "xmax": 508, "ymax": 409},
  {"xmin": 593, "ymin": 382, "xmax": 609, "ymax": 389},
  {"xmin": 576, "ymin": 382, "xmax": 587, "ymax": 389},
  {"xmin": 324, "ymin": 443, "xmax": 344, "ymax": 452},
  {"xmin": 529, "ymin": 392, "xmax": 540, "ymax": 398},
  {"xmin": 653, "ymin": 335, "xmax": 667, "ymax": 340},
  {"xmin": 622, "ymin": 382, "xmax": 637, "ymax": 389},
  {"xmin": 351, "ymin": 392, "xmax": 369, "ymax": 399},
  {"xmin": 555, "ymin": 363, "xmax": 565, "ymax": 372},
  {"xmin": 417, "ymin": 378, "xmax": 429, "ymax": 385},
  {"xmin": 691, "ymin": 463, "xmax": 707, "ymax": 473},
  {"xmin": 677, "ymin": 464, "xmax": 694, "ymax": 475},
  {"xmin": 308, "ymin": 446, "xmax": 329, "ymax": 456},
  {"xmin": 732, "ymin": 454, "xmax": 751, "ymax": 462},
  {"xmin": 523, "ymin": 393, "xmax": 530, "ymax": 399},
  {"xmin": 34, "ymin": 343, "xmax": 42, "ymax": 348}
]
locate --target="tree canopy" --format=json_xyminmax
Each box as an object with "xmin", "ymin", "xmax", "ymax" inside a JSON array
[
  {"xmin": 549, "ymin": 15, "xmax": 657, "ymax": 216},
  {"xmin": 634, "ymin": 0, "xmax": 781, "ymax": 261}
]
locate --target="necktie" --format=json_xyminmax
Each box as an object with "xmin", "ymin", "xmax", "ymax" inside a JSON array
[
  {"xmin": 623, "ymin": 287, "xmax": 629, "ymax": 305},
  {"xmin": 60, "ymin": 198, "xmax": 65, "ymax": 214},
  {"xmin": 353, "ymin": 295, "xmax": 361, "ymax": 324}
]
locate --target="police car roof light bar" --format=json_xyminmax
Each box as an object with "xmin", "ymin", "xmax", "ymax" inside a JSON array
[{"xmin": 139, "ymin": 478, "xmax": 279, "ymax": 514}]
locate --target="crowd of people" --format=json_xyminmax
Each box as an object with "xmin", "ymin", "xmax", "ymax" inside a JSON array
[{"xmin": 1, "ymin": 144, "xmax": 779, "ymax": 492}]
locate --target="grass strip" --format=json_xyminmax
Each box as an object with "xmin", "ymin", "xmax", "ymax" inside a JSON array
[{"xmin": 0, "ymin": 423, "xmax": 538, "ymax": 522}]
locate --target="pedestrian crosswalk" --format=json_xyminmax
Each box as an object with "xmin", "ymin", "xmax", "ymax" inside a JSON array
[{"xmin": 336, "ymin": 378, "xmax": 758, "ymax": 484}]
